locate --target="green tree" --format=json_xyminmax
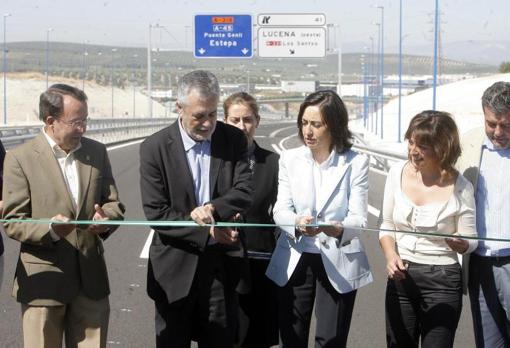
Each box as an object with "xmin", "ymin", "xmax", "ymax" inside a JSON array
[{"xmin": 500, "ymin": 61, "xmax": 510, "ymax": 73}]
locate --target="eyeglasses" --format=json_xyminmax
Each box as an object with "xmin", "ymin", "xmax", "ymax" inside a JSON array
[{"xmin": 58, "ymin": 118, "xmax": 88, "ymax": 129}]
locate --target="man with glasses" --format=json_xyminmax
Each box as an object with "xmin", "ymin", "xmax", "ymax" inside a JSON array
[{"xmin": 2, "ymin": 83, "xmax": 125, "ymax": 348}]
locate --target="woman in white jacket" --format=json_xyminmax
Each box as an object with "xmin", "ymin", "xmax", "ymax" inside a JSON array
[{"xmin": 266, "ymin": 90, "xmax": 372, "ymax": 348}]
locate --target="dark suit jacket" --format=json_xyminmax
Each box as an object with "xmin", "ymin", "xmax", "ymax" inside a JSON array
[
  {"xmin": 140, "ymin": 120, "xmax": 253, "ymax": 304},
  {"xmin": 2, "ymin": 133, "xmax": 125, "ymax": 305},
  {"xmin": 243, "ymin": 143, "xmax": 279, "ymax": 255}
]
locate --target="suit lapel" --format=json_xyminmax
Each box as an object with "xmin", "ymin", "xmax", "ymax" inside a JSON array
[
  {"xmin": 316, "ymin": 152, "xmax": 351, "ymax": 214},
  {"xmin": 209, "ymin": 126, "xmax": 224, "ymax": 195},
  {"xmin": 32, "ymin": 133, "xmax": 76, "ymax": 216},
  {"xmin": 252, "ymin": 144, "xmax": 268, "ymax": 188},
  {"xmin": 74, "ymin": 148, "xmax": 92, "ymax": 217},
  {"xmin": 168, "ymin": 122, "xmax": 197, "ymax": 206}
]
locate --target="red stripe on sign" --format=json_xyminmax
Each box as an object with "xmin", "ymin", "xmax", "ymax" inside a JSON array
[{"xmin": 212, "ymin": 17, "xmax": 234, "ymax": 24}]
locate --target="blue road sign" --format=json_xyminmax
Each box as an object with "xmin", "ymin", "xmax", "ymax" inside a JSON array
[{"xmin": 194, "ymin": 15, "xmax": 252, "ymax": 58}]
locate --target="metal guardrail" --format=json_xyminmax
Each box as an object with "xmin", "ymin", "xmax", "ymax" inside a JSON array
[
  {"xmin": 0, "ymin": 118, "xmax": 173, "ymax": 149},
  {"xmin": 352, "ymin": 132, "xmax": 407, "ymax": 172},
  {"xmin": 1, "ymin": 118, "xmax": 407, "ymax": 173}
]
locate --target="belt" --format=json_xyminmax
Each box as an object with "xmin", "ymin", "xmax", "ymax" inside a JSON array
[{"xmin": 472, "ymin": 253, "xmax": 510, "ymax": 264}]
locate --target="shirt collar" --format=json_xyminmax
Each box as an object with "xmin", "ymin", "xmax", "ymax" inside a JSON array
[
  {"xmin": 304, "ymin": 147, "xmax": 337, "ymax": 169},
  {"xmin": 481, "ymin": 134, "xmax": 510, "ymax": 152},
  {"xmin": 42, "ymin": 126, "xmax": 82, "ymax": 156},
  {"xmin": 178, "ymin": 117, "xmax": 211, "ymax": 152}
]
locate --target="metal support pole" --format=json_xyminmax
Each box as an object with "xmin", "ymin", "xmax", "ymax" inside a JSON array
[
  {"xmin": 147, "ymin": 24, "xmax": 153, "ymax": 118},
  {"xmin": 432, "ymin": 0, "xmax": 439, "ymax": 110},
  {"xmin": 111, "ymin": 48, "xmax": 117, "ymax": 118},
  {"xmin": 45, "ymin": 28, "xmax": 52, "ymax": 89},
  {"xmin": 3, "ymin": 13, "xmax": 11, "ymax": 125},
  {"xmin": 398, "ymin": 0, "xmax": 403, "ymax": 142},
  {"xmin": 378, "ymin": 6, "xmax": 385, "ymax": 139}
]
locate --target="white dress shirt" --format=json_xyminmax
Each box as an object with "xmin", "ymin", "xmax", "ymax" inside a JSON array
[
  {"xmin": 43, "ymin": 128, "xmax": 81, "ymax": 240},
  {"xmin": 475, "ymin": 137, "xmax": 510, "ymax": 256},
  {"xmin": 178, "ymin": 118, "xmax": 211, "ymax": 206},
  {"xmin": 302, "ymin": 150, "xmax": 337, "ymax": 253}
]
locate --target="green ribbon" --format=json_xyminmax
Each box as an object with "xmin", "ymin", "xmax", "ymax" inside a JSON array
[{"xmin": 1, "ymin": 218, "xmax": 510, "ymax": 243}]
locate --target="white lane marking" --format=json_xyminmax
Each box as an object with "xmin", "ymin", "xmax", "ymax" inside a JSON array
[
  {"xmin": 269, "ymin": 125, "xmax": 296, "ymax": 138},
  {"xmin": 107, "ymin": 139, "xmax": 144, "ymax": 151},
  {"xmin": 368, "ymin": 204, "xmax": 380, "ymax": 218},
  {"xmin": 278, "ymin": 133, "xmax": 297, "ymax": 151},
  {"xmin": 272, "ymin": 144, "xmax": 282, "ymax": 154},
  {"xmin": 140, "ymin": 229, "xmax": 154, "ymax": 259}
]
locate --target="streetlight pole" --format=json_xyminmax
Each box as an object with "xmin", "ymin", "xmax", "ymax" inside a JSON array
[
  {"xmin": 362, "ymin": 53, "xmax": 368, "ymax": 129},
  {"xmin": 369, "ymin": 36, "xmax": 375, "ymax": 133},
  {"xmin": 373, "ymin": 22, "xmax": 381, "ymax": 135},
  {"xmin": 82, "ymin": 40, "xmax": 89, "ymax": 91},
  {"xmin": 432, "ymin": 0, "xmax": 439, "ymax": 110},
  {"xmin": 111, "ymin": 48, "xmax": 117, "ymax": 118},
  {"xmin": 376, "ymin": 5, "xmax": 385, "ymax": 139},
  {"xmin": 3, "ymin": 13, "xmax": 11, "ymax": 125},
  {"xmin": 398, "ymin": 0, "xmax": 403, "ymax": 142},
  {"xmin": 147, "ymin": 24, "xmax": 157, "ymax": 118},
  {"xmin": 45, "ymin": 28, "xmax": 53, "ymax": 89},
  {"xmin": 132, "ymin": 54, "xmax": 138, "ymax": 117}
]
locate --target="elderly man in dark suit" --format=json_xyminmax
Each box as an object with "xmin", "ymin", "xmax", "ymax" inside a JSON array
[
  {"xmin": 140, "ymin": 70, "xmax": 252, "ymax": 348},
  {"xmin": 2, "ymin": 84, "xmax": 125, "ymax": 348}
]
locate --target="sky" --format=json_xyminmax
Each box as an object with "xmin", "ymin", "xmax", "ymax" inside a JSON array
[{"xmin": 1, "ymin": 0, "xmax": 509, "ymax": 57}]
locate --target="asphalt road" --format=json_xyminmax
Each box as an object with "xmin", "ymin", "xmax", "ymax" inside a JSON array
[{"xmin": 0, "ymin": 119, "xmax": 475, "ymax": 347}]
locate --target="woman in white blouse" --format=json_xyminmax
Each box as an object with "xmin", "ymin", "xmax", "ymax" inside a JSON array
[
  {"xmin": 379, "ymin": 110, "xmax": 477, "ymax": 348},
  {"xmin": 266, "ymin": 90, "xmax": 372, "ymax": 348}
]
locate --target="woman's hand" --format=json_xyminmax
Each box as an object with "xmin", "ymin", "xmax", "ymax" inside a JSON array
[
  {"xmin": 320, "ymin": 221, "xmax": 343, "ymax": 238},
  {"xmin": 385, "ymin": 252, "xmax": 407, "ymax": 280},
  {"xmin": 295, "ymin": 216, "xmax": 321, "ymax": 237},
  {"xmin": 445, "ymin": 237, "xmax": 469, "ymax": 254}
]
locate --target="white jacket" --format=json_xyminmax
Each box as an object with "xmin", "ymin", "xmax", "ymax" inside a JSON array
[{"xmin": 266, "ymin": 146, "xmax": 373, "ymax": 294}]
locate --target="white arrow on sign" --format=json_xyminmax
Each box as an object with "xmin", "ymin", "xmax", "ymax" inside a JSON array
[
  {"xmin": 241, "ymin": 48, "xmax": 249, "ymax": 55},
  {"xmin": 198, "ymin": 48, "xmax": 206, "ymax": 55}
]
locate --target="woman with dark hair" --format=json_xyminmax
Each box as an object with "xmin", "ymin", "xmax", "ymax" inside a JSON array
[
  {"xmin": 266, "ymin": 90, "xmax": 373, "ymax": 348},
  {"xmin": 379, "ymin": 110, "xmax": 477, "ymax": 348},
  {"xmin": 223, "ymin": 92, "xmax": 279, "ymax": 348}
]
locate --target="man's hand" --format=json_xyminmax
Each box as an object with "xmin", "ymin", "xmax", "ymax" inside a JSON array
[
  {"xmin": 87, "ymin": 204, "xmax": 111, "ymax": 235},
  {"xmin": 50, "ymin": 214, "xmax": 76, "ymax": 238},
  {"xmin": 209, "ymin": 226, "xmax": 239, "ymax": 245},
  {"xmin": 191, "ymin": 203, "xmax": 215, "ymax": 226},
  {"xmin": 295, "ymin": 216, "xmax": 321, "ymax": 237}
]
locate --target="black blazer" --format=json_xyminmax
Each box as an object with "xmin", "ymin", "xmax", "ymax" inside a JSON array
[
  {"xmin": 243, "ymin": 143, "xmax": 279, "ymax": 256},
  {"xmin": 140, "ymin": 120, "xmax": 253, "ymax": 303}
]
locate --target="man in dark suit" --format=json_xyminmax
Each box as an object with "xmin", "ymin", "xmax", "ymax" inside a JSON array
[
  {"xmin": 140, "ymin": 70, "xmax": 252, "ymax": 348},
  {"xmin": 2, "ymin": 84, "xmax": 125, "ymax": 347}
]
